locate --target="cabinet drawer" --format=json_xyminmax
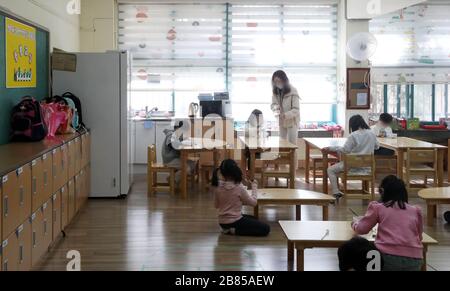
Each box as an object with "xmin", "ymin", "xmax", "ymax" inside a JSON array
[
  {"xmin": 41, "ymin": 153, "xmax": 53, "ymax": 203},
  {"xmin": 74, "ymin": 137, "xmax": 82, "ymax": 174},
  {"xmin": 2, "ymin": 165, "xmax": 32, "ymax": 239},
  {"xmin": 2, "ymin": 221, "xmax": 32, "ymax": 271},
  {"xmin": 31, "ymin": 201, "xmax": 53, "ymax": 266}
]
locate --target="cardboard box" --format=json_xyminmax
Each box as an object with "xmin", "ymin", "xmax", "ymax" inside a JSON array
[{"xmin": 52, "ymin": 49, "xmax": 77, "ymax": 72}]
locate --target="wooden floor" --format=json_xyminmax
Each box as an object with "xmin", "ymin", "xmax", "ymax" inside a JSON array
[{"xmin": 34, "ymin": 173, "xmax": 450, "ymax": 271}]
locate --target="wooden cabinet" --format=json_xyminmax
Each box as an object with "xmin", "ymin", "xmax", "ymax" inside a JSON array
[
  {"xmin": 61, "ymin": 183, "xmax": 69, "ymax": 230},
  {"xmin": 2, "ymin": 165, "xmax": 32, "ymax": 239},
  {"xmin": 52, "ymin": 191, "xmax": 62, "ymax": 241},
  {"xmin": 1, "ymin": 221, "xmax": 32, "ymax": 271},
  {"xmin": 1, "ymin": 132, "xmax": 90, "ymax": 271},
  {"xmin": 67, "ymin": 179, "xmax": 76, "ymax": 223}
]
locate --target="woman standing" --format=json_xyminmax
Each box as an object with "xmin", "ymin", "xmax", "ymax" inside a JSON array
[{"xmin": 270, "ymin": 70, "xmax": 301, "ymax": 144}]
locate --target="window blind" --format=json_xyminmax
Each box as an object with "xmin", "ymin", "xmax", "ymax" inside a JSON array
[
  {"xmin": 229, "ymin": 4, "xmax": 338, "ymax": 122},
  {"xmin": 118, "ymin": 4, "xmax": 227, "ymax": 113}
]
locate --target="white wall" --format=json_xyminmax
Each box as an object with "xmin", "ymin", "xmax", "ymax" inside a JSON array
[
  {"xmin": 0, "ymin": 0, "xmax": 80, "ymax": 51},
  {"xmin": 347, "ymin": 0, "xmax": 426, "ymax": 19},
  {"xmin": 80, "ymin": 0, "xmax": 116, "ymax": 52}
]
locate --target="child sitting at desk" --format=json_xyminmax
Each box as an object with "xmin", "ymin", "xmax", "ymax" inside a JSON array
[
  {"xmin": 162, "ymin": 120, "xmax": 196, "ymax": 183},
  {"xmin": 372, "ymin": 113, "xmax": 395, "ymax": 156},
  {"xmin": 323, "ymin": 115, "xmax": 379, "ymax": 200},
  {"xmin": 352, "ymin": 175, "xmax": 424, "ymax": 271},
  {"xmin": 212, "ymin": 159, "xmax": 270, "ymax": 237}
]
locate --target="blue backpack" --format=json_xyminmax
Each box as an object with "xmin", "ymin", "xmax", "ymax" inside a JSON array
[{"xmin": 64, "ymin": 97, "xmax": 80, "ymax": 129}]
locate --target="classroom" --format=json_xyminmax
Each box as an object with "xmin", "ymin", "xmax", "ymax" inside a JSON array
[{"xmin": 0, "ymin": 0, "xmax": 449, "ymax": 273}]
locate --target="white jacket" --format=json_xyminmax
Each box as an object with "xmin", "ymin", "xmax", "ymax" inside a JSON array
[{"xmin": 271, "ymin": 86, "xmax": 301, "ymax": 129}]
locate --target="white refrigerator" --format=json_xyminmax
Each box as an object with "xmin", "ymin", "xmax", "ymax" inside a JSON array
[{"xmin": 52, "ymin": 51, "xmax": 133, "ymax": 198}]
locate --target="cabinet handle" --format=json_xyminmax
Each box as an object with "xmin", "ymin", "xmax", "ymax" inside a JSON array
[
  {"xmin": 19, "ymin": 186, "xmax": 24, "ymax": 206},
  {"xmin": 32, "ymin": 231, "xmax": 36, "ymax": 247},
  {"xmin": 44, "ymin": 220, "xmax": 47, "ymax": 235},
  {"xmin": 3, "ymin": 260, "xmax": 8, "ymax": 272},
  {"xmin": 53, "ymin": 210, "xmax": 57, "ymax": 222},
  {"xmin": 32, "ymin": 177, "xmax": 37, "ymax": 194},
  {"xmin": 19, "ymin": 245, "xmax": 24, "ymax": 262},
  {"xmin": 62, "ymin": 158, "xmax": 65, "ymax": 169},
  {"xmin": 44, "ymin": 171, "xmax": 48, "ymax": 186},
  {"xmin": 3, "ymin": 196, "xmax": 8, "ymax": 217},
  {"xmin": 53, "ymin": 165, "xmax": 56, "ymax": 178}
]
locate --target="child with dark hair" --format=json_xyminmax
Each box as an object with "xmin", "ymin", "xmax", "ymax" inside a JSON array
[
  {"xmin": 372, "ymin": 113, "xmax": 395, "ymax": 156},
  {"xmin": 212, "ymin": 159, "xmax": 270, "ymax": 237},
  {"xmin": 338, "ymin": 237, "xmax": 382, "ymax": 271},
  {"xmin": 352, "ymin": 175, "xmax": 424, "ymax": 271},
  {"xmin": 444, "ymin": 211, "xmax": 450, "ymax": 224},
  {"xmin": 323, "ymin": 115, "xmax": 379, "ymax": 200}
]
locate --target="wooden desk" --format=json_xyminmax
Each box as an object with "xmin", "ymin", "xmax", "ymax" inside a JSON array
[
  {"xmin": 378, "ymin": 137, "xmax": 447, "ymax": 186},
  {"xmin": 303, "ymin": 138, "xmax": 346, "ymax": 194},
  {"xmin": 279, "ymin": 220, "xmax": 438, "ymax": 271},
  {"xmin": 419, "ymin": 187, "xmax": 450, "ymax": 226},
  {"xmin": 178, "ymin": 138, "xmax": 231, "ymax": 198},
  {"xmin": 254, "ymin": 189, "xmax": 335, "ymax": 220},
  {"xmin": 239, "ymin": 136, "xmax": 298, "ymax": 189}
]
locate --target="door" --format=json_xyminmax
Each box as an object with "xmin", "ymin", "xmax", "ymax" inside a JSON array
[
  {"xmin": 17, "ymin": 165, "xmax": 32, "ymax": 229},
  {"xmin": 75, "ymin": 173, "xmax": 82, "ymax": 212},
  {"xmin": 61, "ymin": 183, "xmax": 69, "ymax": 230},
  {"xmin": 31, "ymin": 200, "xmax": 53, "ymax": 266},
  {"xmin": 1, "ymin": 236, "xmax": 18, "ymax": 271},
  {"xmin": 52, "ymin": 148, "xmax": 62, "ymax": 193},
  {"xmin": 60, "ymin": 144, "xmax": 69, "ymax": 188},
  {"xmin": 68, "ymin": 141, "xmax": 76, "ymax": 179},
  {"xmin": 67, "ymin": 179, "xmax": 76, "ymax": 222},
  {"xmin": 41, "ymin": 152, "xmax": 53, "ymax": 203},
  {"xmin": 14, "ymin": 221, "xmax": 32, "ymax": 271},
  {"xmin": 74, "ymin": 137, "xmax": 82, "ymax": 174},
  {"xmin": 31, "ymin": 158, "xmax": 44, "ymax": 212},
  {"xmin": 52, "ymin": 192, "xmax": 62, "ymax": 241}
]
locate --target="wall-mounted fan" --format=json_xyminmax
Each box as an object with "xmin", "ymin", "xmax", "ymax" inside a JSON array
[{"xmin": 346, "ymin": 32, "xmax": 378, "ymax": 62}]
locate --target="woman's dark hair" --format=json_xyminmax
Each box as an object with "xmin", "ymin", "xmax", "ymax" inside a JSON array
[
  {"xmin": 379, "ymin": 113, "xmax": 394, "ymax": 125},
  {"xmin": 211, "ymin": 159, "xmax": 243, "ymax": 187},
  {"xmin": 349, "ymin": 115, "xmax": 370, "ymax": 133},
  {"xmin": 272, "ymin": 70, "xmax": 291, "ymax": 95},
  {"xmin": 379, "ymin": 175, "xmax": 408, "ymax": 209}
]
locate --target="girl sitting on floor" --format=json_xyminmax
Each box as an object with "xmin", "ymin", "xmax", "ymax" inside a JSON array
[{"xmin": 212, "ymin": 159, "xmax": 270, "ymax": 237}]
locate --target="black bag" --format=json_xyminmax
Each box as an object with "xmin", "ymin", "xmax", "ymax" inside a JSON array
[
  {"xmin": 62, "ymin": 92, "xmax": 85, "ymax": 128},
  {"xmin": 10, "ymin": 96, "xmax": 48, "ymax": 142}
]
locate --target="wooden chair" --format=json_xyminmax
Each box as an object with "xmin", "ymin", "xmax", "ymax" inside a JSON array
[
  {"xmin": 310, "ymin": 153, "xmax": 339, "ymax": 184},
  {"xmin": 199, "ymin": 149, "xmax": 229, "ymax": 192},
  {"xmin": 147, "ymin": 145, "xmax": 176, "ymax": 195},
  {"xmin": 375, "ymin": 155, "xmax": 397, "ymax": 175},
  {"xmin": 339, "ymin": 154, "xmax": 376, "ymax": 201},
  {"xmin": 403, "ymin": 149, "xmax": 438, "ymax": 193},
  {"xmin": 261, "ymin": 151, "xmax": 292, "ymax": 188}
]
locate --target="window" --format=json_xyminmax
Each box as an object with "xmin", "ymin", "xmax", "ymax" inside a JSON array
[
  {"xmin": 119, "ymin": 3, "xmax": 338, "ymax": 122},
  {"xmin": 369, "ymin": 4, "xmax": 450, "ymax": 121},
  {"xmin": 229, "ymin": 5, "xmax": 337, "ymax": 122},
  {"xmin": 118, "ymin": 4, "xmax": 227, "ymax": 115}
]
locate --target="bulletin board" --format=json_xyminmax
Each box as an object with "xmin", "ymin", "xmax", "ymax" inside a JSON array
[
  {"xmin": 347, "ymin": 68, "xmax": 371, "ymax": 110},
  {"xmin": 0, "ymin": 8, "xmax": 50, "ymax": 145}
]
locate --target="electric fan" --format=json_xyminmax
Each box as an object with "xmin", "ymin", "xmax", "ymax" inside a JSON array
[{"xmin": 346, "ymin": 32, "xmax": 378, "ymax": 62}]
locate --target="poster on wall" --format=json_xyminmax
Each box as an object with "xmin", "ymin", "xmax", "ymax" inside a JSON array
[{"xmin": 5, "ymin": 17, "xmax": 37, "ymax": 88}]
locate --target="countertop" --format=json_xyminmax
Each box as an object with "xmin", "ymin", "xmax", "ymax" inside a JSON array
[{"xmin": 0, "ymin": 131, "xmax": 86, "ymax": 176}]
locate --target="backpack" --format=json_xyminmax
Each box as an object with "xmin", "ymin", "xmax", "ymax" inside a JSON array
[
  {"xmin": 10, "ymin": 96, "xmax": 48, "ymax": 142},
  {"xmin": 63, "ymin": 97, "xmax": 79, "ymax": 129},
  {"xmin": 62, "ymin": 92, "xmax": 85, "ymax": 129}
]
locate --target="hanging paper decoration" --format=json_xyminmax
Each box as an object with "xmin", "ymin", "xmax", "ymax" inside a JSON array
[
  {"xmin": 216, "ymin": 68, "xmax": 224, "ymax": 73},
  {"xmin": 192, "ymin": 21, "xmax": 200, "ymax": 27},
  {"xmin": 139, "ymin": 43, "xmax": 146, "ymax": 49},
  {"xmin": 167, "ymin": 28, "xmax": 177, "ymax": 41},
  {"xmin": 246, "ymin": 77, "xmax": 257, "ymax": 82},
  {"xmin": 246, "ymin": 22, "xmax": 258, "ymax": 28},
  {"xmin": 137, "ymin": 69, "xmax": 148, "ymax": 80},
  {"xmin": 198, "ymin": 51, "xmax": 205, "ymax": 57},
  {"xmin": 209, "ymin": 35, "xmax": 221, "ymax": 42},
  {"xmin": 135, "ymin": 6, "xmax": 149, "ymax": 23}
]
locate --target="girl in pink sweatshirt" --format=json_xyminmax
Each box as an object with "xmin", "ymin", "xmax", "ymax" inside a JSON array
[
  {"xmin": 352, "ymin": 175, "xmax": 424, "ymax": 271},
  {"xmin": 212, "ymin": 159, "xmax": 270, "ymax": 237}
]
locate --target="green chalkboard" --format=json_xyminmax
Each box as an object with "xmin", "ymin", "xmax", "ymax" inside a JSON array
[{"xmin": 0, "ymin": 9, "xmax": 50, "ymax": 145}]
